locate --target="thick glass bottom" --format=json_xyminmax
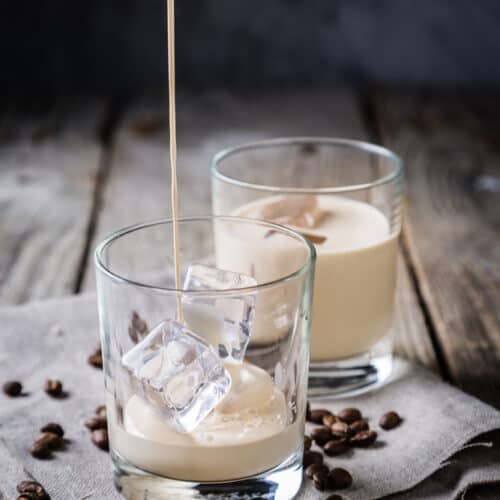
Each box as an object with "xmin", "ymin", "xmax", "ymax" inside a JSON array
[
  {"xmin": 308, "ymin": 337, "xmax": 393, "ymax": 398},
  {"xmin": 112, "ymin": 448, "xmax": 303, "ymax": 499}
]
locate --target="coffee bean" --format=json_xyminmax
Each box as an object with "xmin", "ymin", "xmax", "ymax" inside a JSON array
[
  {"xmin": 129, "ymin": 311, "xmax": 149, "ymax": 343},
  {"xmin": 40, "ymin": 423, "xmax": 64, "ymax": 438},
  {"xmin": 85, "ymin": 415, "xmax": 107, "ymax": 431},
  {"xmin": 304, "ymin": 435, "xmax": 312, "ymax": 451},
  {"xmin": 17, "ymin": 480, "xmax": 49, "ymax": 499},
  {"xmin": 308, "ymin": 408, "xmax": 332, "ymax": 424},
  {"xmin": 303, "ymin": 450, "xmax": 323, "ymax": 468},
  {"xmin": 44, "ymin": 379, "xmax": 63, "ymax": 398},
  {"xmin": 325, "ymin": 495, "xmax": 343, "ymax": 500},
  {"xmin": 380, "ymin": 411, "xmax": 402, "ymax": 430},
  {"xmin": 313, "ymin": 470, "xmax": 329, "ymax": 491},
  {"xmin": 322, "ymin": 414, "xmax": 338, "ymax": 427},
  {"xmin": 35, "ymin": 432, "xmax": 64, "ymax": 451},
  {"xmin": 3, "ymin": 380, "xmax": 22, "ymax": 397},
  {"xmin": 350, "ymin": 429, "xmax": 377, "ymax": 447},
  {"xmin": 91, "ymin": 429, "xmax": 109, "ymax": 451},
  {"xmin": 305, "ymin": 463, "xmax": 328, "ymax": 479},
  {"xmin": 311, "ymin": 426, "xmax": 333, "ymax": 447},
  {"xmin": 306, "ymin": 401, "xmax": 311, "ymax": 421},
  {"xmin": 87, "ymin": 349, "xmax": 103, "ymax": 369},
  {"xmin": 331, "ymin": 421, "xmax": 349, "ymax": 437},
  {"xmin": 328, "ymin": 468, "xmax": 352, "ymax": 489},
  {"xmin": 348, "ymin": 419, "xmax": 369, "ymax": 435},
  {"xmin": 95, "ymin": 404, "xmax": 106, "ymax": 416},
  {"xmin": 30, "ymin": 440, "xmax": 52, "ymax": 459},
  {"xmin": 324, "ymin": 438, "xmax": 349, "ymax": 456},
  {"xmin": 337, "ymin": 408, "xmax": 362, "ymax": 424}
]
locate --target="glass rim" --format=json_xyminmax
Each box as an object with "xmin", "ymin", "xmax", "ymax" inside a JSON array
[
  {"xmin": 211, "ymin": 136, "xmax": 403, "ymax": 194},
  {"xmin": 94, "ymin": 216, "xmax": 316, "ymax": 296}
]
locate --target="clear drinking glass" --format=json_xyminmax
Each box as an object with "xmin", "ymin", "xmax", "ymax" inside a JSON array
[
  {"xmin": 95, "ymin": 216, "xmax": 315, "ymax": 499},
  {"xmin": 211, "ymin": 138, "xmax": 403, "ymax": 397}
]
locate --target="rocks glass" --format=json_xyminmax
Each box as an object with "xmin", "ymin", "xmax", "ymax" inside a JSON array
[
  {"xmin": 212, "ymin": 138, "xmax": 403, "ymax": 397},
  {"xmin": 95, "ymin": 216, "xmax": 315, "ymax": 499}
]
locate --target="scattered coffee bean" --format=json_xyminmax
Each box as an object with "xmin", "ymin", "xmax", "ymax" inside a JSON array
[
  {"xmin": 40, "ymin": 423, "xmax": 64, "ymax": 438},
  {"xmin": 308, "ymin": 408, "xmax": 332, "ymax": 424},
  {"xmin": 91, "ymin": 429, "xmax": 109, "ymax": 451},
  {"xmin": 17, "ymin": 480, "xmax": 50, "ymax": 499},
  {"xmin": 303, "ymin": 450, "xmax": 323, "ymax": 468},
  {"xmin": 85, "ymin": 415, "xmax": 107, "ymax": 431},
  {"xmin": 311, "ymin": 426, "xmax": 333, "ymax": 447},
  {"xmin": 338, "ymin": 407, "xmax": 362, "ymax": 424},
  {"xmin": 44, "ymin": 379, "xmax": 63, "ymax": 398},
  {"xmin": 325, "ymin": 495, "xmax": 343, "ymax": 500},
  {"xmin": 30, "ymin": 440, "xmax": 52, "ymax": 459},
  {"xmin": 331, "ymin": 421, "xmax": 349, "ymax": 437},
  {"xmin": 324, "ymin": 438, "xmax": 349, "ymax": 456},
  {"xmin": 380, "ymin": 411, "xmax": 402, "ymax": 430},
  {"xmin": 87, "ymin": 346, "xmax": 103, "ymax": 369},
  {"xmin": 35, "ymin": 432, "xmax": 64, "ymax": 451},
  {"xmin": 328, "ymin": 468, "xmax": 352, "ymax": 489},
  {"xmin": 350, "ymin": 429, "xmax": 377, "ymax": 447},
  {"xmin": 3, "ymin": 380, "xmax": 22, "ymax": 397},
  {"xmin": 348, "ymin": 419, "xmax": 369, "ymax": 435},
  {"xmin": 305, "ymin": 463, "xmax": 328, "ymax": 479},
  {"xmin": 322, "ymin": 414, "xmax": 338, "ymax": 427},
  {"xmin": 95, "ymin": 404, "xmax": 106, "ymax": 416},
  {"xmin": 304, "ymin": 435, "xmax": 312, "ymax": 451},
  {"xmin": 313, "ymin": 470, "xmax": 329, "ymax": 491},
  {"xmin": 129, "ymin": 311, "xmax": 149, "ymax": 343}
]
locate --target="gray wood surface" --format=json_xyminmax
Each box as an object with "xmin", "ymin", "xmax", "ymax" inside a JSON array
[
  {"xmin": 0, "ymin": 98, "xmax": 106, "ymax": 305},
  {"xmin": 373, "ymin": 88, "xmax": 500, "ymax": 407}
]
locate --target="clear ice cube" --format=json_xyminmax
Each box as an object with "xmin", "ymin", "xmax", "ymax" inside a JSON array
[
  {"xmin": 122, "ymin": 319, "xmax": 231, "ymax": 433},
  {"xmin": 182, "ymin": 264, "xmax": 257, "ymax": 362}
]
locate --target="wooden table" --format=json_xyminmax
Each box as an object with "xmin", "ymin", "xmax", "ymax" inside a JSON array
[{"xmin": 1, "ymin": 88, "xmax": 499, "ymax": 497}]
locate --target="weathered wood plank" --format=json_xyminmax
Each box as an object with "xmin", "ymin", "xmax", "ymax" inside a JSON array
[
  {"xmin": 82, "ymin": 89, "xmax": 438, "ymax": 372},
  {"xmin": 0, "ymin": 98, "xmax": 107, "ymax": 305},
  {"xmin": 374, "ymin": 88, "xmax": 500, "ymax": 406}
]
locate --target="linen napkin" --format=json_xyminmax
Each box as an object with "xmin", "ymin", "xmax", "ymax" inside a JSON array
[{"xmin": 0, "ymin": 294, "xmax": 499, "ymax": 500}]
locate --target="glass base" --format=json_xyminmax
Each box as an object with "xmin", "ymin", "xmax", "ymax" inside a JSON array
[
  {"xmin": 308, "ymin": 350, "xmax": 393, "ymax": 399},
  {"xmin": 112, "ymin": 449, "xmax": 303, "ymax": 499}
]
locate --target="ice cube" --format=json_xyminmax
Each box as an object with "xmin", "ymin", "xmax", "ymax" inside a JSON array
[
  {"xmin": 182, "ymin": 264, "xmax": 257, "ymax": 362},
  {"xmin": 122, "ymin": 319, "xmax": 231, "ymax": 433}
]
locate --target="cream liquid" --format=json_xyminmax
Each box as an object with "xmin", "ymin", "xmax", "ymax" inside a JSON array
[{"xmin": 219, "ymin": 195, "xmax": 398, "ymax": 361}]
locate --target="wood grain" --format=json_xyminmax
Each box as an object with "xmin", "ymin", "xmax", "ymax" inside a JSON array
[
  {"xmin": 82, "ymin": 89, "xmax": 438, "ymax": 372},
  {"xmin": 0, "ymin": 98, "xmax": 106, "ymax": 305},
  {"xmin": 374, "ymin": 88, "xmax": 500, "ymax": 406}
]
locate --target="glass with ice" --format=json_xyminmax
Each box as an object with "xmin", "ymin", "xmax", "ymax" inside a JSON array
[{"xmin": 95, "ymin": 217, "xmax": 315, "ymax": 499}]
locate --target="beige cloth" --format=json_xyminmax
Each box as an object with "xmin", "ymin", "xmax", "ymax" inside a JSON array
[{"xmin": 0, "ymin": 294, "xmax": 499, "ymax": 500}]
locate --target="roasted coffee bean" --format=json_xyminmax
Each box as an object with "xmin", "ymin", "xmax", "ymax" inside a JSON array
[
  {"xmin": 348, "ymin": 419, "xmax": 369, "ymax": 435},
  {"xmin": 129, "ymin": 311, "xmax": 149, "ymax": 343},
  {"xmin": 16, "ymin": 480, "xmax": 49, "ymax": 499},
  {"xmin": 324, "ymin": 438, "xmax": 349, "ymax": 456},
  {"xmin": 311, "ymin": 426, "xmax": 333, "ymax": 447},
  {"xmin": 313, "ymin": 470, "xmax": 329, "ymax": 491},
  {"xmin": 3, "ymin": 380, "xmax": 22, "ymax": 397},
  {"xmin": 304, "ymin": 435, "xmax": 312, "ymax": 451},
  {"xmin": 308, "ymin": 408, "xmax": 332, "ymax": 424},
  {"xmin": 87, "ymin": 349, "xmax": 103, "ymax": 369},
  {"xmin": 331, "ymin": 421, "xmax": 349, "ymax": 437},
  {"xmin": 325, "ymin": 495, "xmax": 343, "ymax": 500},
  {"xmin": 306, "ymin": 401, "xmax": 311, "ymax": 421},
  {"xmin": 303, "ymin": 450, "xmax": 323, "ymax": 468},
  {"xmin": 350, "ymin": 429, "xmax": 377, "ymax": 447},
  {"xmin": 35, "ymin": 432, "xmax": 64, "ymax": 451},
  {"xmin": 91, "ymin": 429, "xmax": 109, "ymax": 451},
  {"xmin": 95, "ymin": 404, "xmax": 106, "ymax": 416},
  {"xmin": 44, "ymin": 379, "xmax": 63, "ymax": 397},
  {"xmin": 380, "ymin": 411, "xmax": 402, "ymax": 430},
  {"xmin": 322, "ymin": 414, "xmax": 339, "ymax": 427},
  {"xmin": 85, "ymin": 415, "xmax": 108, "ymax": 431},
  {"xmin": 40, "ymin": 423, "xmax": 64, "ymax": 438},
  {"xmin": 30, "ymin": 440, "xmax": 52, "ymax": 459},
  {"xmin": 337, "ymin": 407, "xmax": 362, "ymax": 424},
  {"xmin": 305, "ymin": 463, "xmax": 328, "ymax": 479},
  {"xmin": 328, "ymin": 468, "xmax": 352, "ymax": 489}
]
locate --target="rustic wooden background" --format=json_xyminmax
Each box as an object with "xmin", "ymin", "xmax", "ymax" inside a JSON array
[{"xmin": 0, "ymin": 88, "xmax": 499, "ymax": 497}]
